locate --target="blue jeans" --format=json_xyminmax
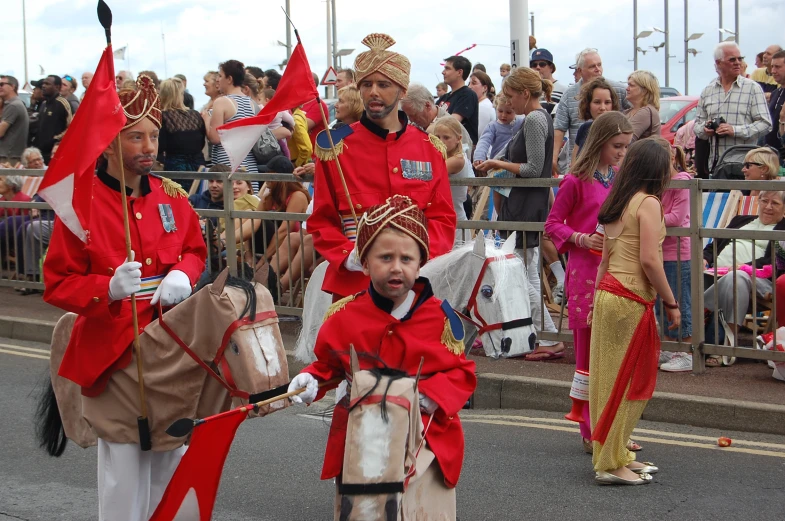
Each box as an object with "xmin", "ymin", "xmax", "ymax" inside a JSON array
[{"xmin": 658, "ymin": 260, "xmax": 693, "ymax": 339}]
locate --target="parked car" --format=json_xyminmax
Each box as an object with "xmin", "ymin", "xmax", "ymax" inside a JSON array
[
  {"xmin": 660, "ymin": 86, "xmax": 682, "ymax": 98},
  {"xmin": 659, "ymin": 95, "xmax": 699, "ymax": 143}
]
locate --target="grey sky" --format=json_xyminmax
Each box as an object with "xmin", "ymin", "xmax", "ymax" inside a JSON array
[{"xmin": 2, "ymin": 0, "xmax": 784, "ymax": 109}]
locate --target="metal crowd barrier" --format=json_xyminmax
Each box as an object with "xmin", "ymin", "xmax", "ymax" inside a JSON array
[{"xmin": 2, "ymin": 170, "xmax": 784, "ymax": 373}]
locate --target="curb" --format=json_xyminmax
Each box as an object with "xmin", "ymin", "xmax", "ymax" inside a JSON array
[
  {"xmin": 469, "ymin": 372, "xmax": 785, "ymax": 436},
  {"xmin": 6, "ymin": 315, "xmax": 782, "ymax": 437},
  {"xmin": 0, "ymin": 316, "xmax": 57, "ymax": 344}
]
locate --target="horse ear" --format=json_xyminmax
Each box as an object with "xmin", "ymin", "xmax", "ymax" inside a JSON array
[
  {"xmin": 472, "ymin": 232, "xmax": 486, "ymax": 257},
  {"xmin": 350, "ymin": 344, "xmax": 359, "ymax": 375},
  {"xmin": 209, "ymin": 268, "xmax": 230, "ymax": 295},
  {"xmin": 501, "ymin": 232, "xmax": 517, "ymax": 254}
]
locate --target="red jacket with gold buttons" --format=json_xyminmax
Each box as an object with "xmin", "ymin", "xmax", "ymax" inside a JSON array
[
  {"xmin": 43, "ymin": 170, "xmax": 207, "ymax": 396},
  {"xmin": 307, "ymin": 112, "xmax": 456, "ymax": 297},
  {"xmin": 303, "ymin": 279, "xmax": 476, "ymax": 488}
]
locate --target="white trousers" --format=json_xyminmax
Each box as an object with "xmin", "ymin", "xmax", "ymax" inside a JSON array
[
  {"xmin": 516, "ymin": 247, "xmax": 559, "ymax": 347},
  {"xmin": 97, "ymin": 439, "xmax": 186, "ymax": 521}
]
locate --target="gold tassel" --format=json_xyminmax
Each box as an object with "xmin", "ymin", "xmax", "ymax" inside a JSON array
[
  {"xmin": 441, "ymin": 318, "xmax": 464, "ymax": 356},
  {"xmin": 428, "ymin": 134, "xmax": 447, "ymax": 160},
  {"xmin": 323, "ymin": 294, "xmax": 355, "ymax": 320},
  {"xmin": 160, "ymin": 177, "xmax": 188, "ymax": 198},
  {"xmin": 315, "ymin": 140, "xmax": 346, "ymax": 162}
]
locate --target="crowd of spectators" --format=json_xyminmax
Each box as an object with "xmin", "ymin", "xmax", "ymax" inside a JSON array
[{"xmin": 0, "ymin": 37, "xmax": 784, "ymax": 374}]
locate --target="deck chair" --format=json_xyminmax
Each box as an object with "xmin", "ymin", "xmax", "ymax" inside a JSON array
[
  {"xmin": 736, "ymin": 193, "xmax": 759, "ymax": 216},
  {"xmin": 702, "ymin": 191, "xmax": 740, "ymax": 248}
]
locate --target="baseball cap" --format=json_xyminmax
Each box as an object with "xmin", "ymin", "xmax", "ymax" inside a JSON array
[
  {"xmin": 530, "ymin": 49, "xmax": 554, "ymax": 65},
  {"xmin": 31, "ymin": 79, "xmax": 44, "ymax": 88}
]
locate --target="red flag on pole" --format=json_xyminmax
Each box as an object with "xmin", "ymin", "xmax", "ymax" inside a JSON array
[
  {"xmin": 37, "ymin": 45, "xmax": 125, "ymax": 242},
  {"xmin": 149, "ymin": 409, "xmax": 246, "ymax": 521},
  {"xmin": 217, "ymin": 41, "xmax": 319, "ymax": 172}
]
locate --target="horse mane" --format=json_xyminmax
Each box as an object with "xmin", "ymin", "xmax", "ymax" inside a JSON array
[
  {"xmin": 194, "ymin": 270, "xmax": 258, "ymax": 321},
  {"xmin": 224, "ymin": 275, "xmax": 257, "ymax": 321}
]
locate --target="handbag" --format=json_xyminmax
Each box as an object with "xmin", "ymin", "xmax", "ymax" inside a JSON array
[{"xmin": 252, "ymin": 127, "xmax": 282, "ymax": 165}]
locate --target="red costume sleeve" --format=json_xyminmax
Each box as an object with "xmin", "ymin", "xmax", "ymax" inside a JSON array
[
  {"xmin": 423, "ymin": 154, "xmax": 457, "ymax": 258},
  {"xmin": 303, "ymin": 315, "xmax": 345, "ymax": 400},
  {"xmin": 419, "ymin": 360, "xmax": 476, "ymax": 418},
  {"xmin": 307, "ymin": 159, "xmax": 354, "ymax": 269},
  {"xmin": 43, "ymin": 218, "xmax": 122, "ymax": 321}
]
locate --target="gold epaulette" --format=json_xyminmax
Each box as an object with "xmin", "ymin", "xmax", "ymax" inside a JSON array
[
  {"xmin": 315, "ymin": 139, "xmax": 346, "ymax": 162},
  {"xmin": 428, "ymin": 134, "xmax": 447, "ymax": 160},
  {"xmin": 323, "ymin": 294, "xmax": 355, "ymax": 320},
  {"xmin": 160, "ymin": 177, "xmax": 188, "ymax": 198},
  {"xmin": 441, "ymin": 318, "xmax": 464, "ymax": 356}
]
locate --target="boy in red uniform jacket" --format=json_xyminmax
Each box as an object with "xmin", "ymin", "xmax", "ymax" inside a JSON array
[{"xmin": 289, "ymin": 195, "xmax": 476, "ymax": 517}]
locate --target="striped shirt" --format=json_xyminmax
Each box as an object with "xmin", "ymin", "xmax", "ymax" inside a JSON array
[
  {"xmin": 211, "ymin": 94, "xmax": 259, "ymax": 172},
  {"xmin": 553, "ymin": 78, "xmax": 629, "ymax": 162},
  {"xmin": 693, "ymin": 75, "xmax": 772, "ymax": 164}
]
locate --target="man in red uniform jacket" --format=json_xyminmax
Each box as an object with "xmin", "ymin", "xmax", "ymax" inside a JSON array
[
  {"xmin": 43, "ymin": 75, "xmax": 206, "ymax": 521},
  {"xmin": 307, "ymin": 33, "xmax": 456, "ymax": 298},
  {"xmin": 290, "ymin": 195, "xmax": 475, "ymax": 518}
]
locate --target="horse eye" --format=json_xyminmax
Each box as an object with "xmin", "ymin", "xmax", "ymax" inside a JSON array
[
  {"xmin": 481, "ymin": 285, "xmax": 493, "ymax": 299},
  {"xmin": 230, "ymin": 341, "xmax": 240, "ymax": 355}
]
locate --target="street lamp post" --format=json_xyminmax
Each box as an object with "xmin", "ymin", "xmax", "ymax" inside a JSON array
[
  {"xmin": 336, "ymin": 48, "xmax": 354, "ymax": 70},
  {"xmin": 509, "ymin": 0, "xmax": 529, "ymax": 68},
  {"xmin": 285, "ymin": 0, "xmax": 291, "ymax": 59},
  {"xmin": 22, "ymin": 0, "xmax": 28, "ymax": 85}
]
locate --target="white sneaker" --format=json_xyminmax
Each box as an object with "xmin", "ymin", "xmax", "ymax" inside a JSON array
[
  {"xmin": 552, "ymin": 283, "xmax": 564, "ymax": 305},
  {"xmin": 659, "ymin": 350, "xmax": 674, "ymax": 366},
  {"xmin": 660, "ymin": 353, "xmax": 693, "ymax": 372}
]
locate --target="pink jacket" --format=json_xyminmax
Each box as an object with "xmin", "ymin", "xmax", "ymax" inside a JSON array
[{"xmin": 662, "ymin": 171, "xmax": 692, "ymax": 261}]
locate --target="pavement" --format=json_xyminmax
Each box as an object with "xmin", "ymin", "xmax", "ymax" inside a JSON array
[
  {"xmin": 1, "ymin": 349, "xmax": 784, "ymax": 521},
  {"xmin": 1, "ymin": 287, "xmax": 783, "ymax": 436}
]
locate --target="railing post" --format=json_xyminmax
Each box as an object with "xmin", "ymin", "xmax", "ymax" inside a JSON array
[
  {"xmin": 690, "ymin": 177, "xmax": 706, "ymax": 373},
  {"xmin": 222, "ymin": 172, "xmax": 238, "ymax": 277}
]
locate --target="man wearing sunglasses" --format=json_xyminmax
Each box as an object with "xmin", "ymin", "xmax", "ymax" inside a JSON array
[
  {"xmin": 60, "ymin": 74, "xmax": 80, "ymax": 114},
  {"xmin": 530, "ymin": 49, "xmax": 567, "ymax": 105},
  {"xmin": 0, "ymin": 75, "xmax": 29, "ymax": 166},
  {"xmin": 694, "ymin": 42, "xmax": 771, "ymax": 173}
]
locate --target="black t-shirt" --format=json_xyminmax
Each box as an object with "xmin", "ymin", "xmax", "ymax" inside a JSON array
[
  {"xmin": 575, "ymin": 120, "xmax": 594, "ymax": 150},
  {"xmin": 437, "ymin": 85, "xmax": 479, "ymax": 144},
  {"xmin": 765, "ymin": 87, "xmax": 784, "ymax": 158}
]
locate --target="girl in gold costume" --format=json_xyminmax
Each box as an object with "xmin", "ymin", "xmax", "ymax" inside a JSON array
[{"xmin": 588, "ymin": 138, "xmax": 681, "ymax": 486}]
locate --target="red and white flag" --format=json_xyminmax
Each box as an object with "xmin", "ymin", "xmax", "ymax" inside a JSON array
[
  {"xmin": 38, "ymin": 45, "xmax": 125, "ymax": 242},
  {"xmin": 217, "ymin": 42, "xmax": 319, "ymax": 172},
  {"xmin": 149, "ymin": 409, "xmax": 247, "ymax": 521}
]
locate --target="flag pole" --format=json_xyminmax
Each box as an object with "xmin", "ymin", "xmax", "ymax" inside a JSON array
[
  {"xmin": 98, "ymin": 0, "xmax": 151, "ymax": 451},
  {"xmin": 281, "ymin": 18, "xmax": 358, "ymax": 227}
]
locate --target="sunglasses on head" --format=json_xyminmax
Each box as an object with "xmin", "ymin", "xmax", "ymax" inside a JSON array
[
  {"xmin": 531, "ymin": 61, "xmax": 549, "ymax": 68},
  {"xmin": 63, "ymin": 75, "xmax": 73, "ymax": 81},
  {"xmin": 743, "ymin": 162, "xmax": 763, "ymax": 169}
]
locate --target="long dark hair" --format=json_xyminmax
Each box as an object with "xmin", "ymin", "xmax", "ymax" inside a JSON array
[{"xmin": 598, "ymin": 139, "xmax": 671, "ymax": 225}]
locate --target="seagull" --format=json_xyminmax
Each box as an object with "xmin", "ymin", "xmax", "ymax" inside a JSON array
[
  {"xmin": 649, "ymin": 42, "xmax": 666, "ymax": 52},
  {"xmin": 636, "ymin": 46, "xmax": 648, "ymax": 56},
  {"xmin": 687, "ymin": 48, "xmax": 701, "ymax": 57}
]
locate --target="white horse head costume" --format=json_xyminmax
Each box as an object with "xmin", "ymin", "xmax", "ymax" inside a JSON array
[{"xmin": 296, "ymin": 232, "xmax": 536, "ymax": 361}]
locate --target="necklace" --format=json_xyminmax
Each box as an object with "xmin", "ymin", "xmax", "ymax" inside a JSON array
[{"xmin": 593, "ymin": 166, "xmax": 614, "ymax": 188}]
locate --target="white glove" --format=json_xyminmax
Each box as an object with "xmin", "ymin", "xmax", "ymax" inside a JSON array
[
  {"xmin": 419, "ymin": 393, "xmax": 438, "ymax": 414},
  {"xmin": 108, "ymin": 251, "xmax": 142, "ymax": 302},
  {"xmin": 288, "ymin": 373, "xmax": 319, "ymax": 405},
  {"xmin": 343, "ymin": 245, "xmax": 363, "ymax": 272},
  {"xmin": 150, "ymin": 270, "xmax": 191, "ymax": 306}
]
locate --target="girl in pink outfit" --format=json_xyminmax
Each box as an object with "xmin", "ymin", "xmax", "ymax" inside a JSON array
[
  {"xmin": 657, "ymin": 142, "xmax": 694, "ymax": 372},
  {"xmin": 544, "ymin": 112, "xmax": 633, "ymax": 449}
]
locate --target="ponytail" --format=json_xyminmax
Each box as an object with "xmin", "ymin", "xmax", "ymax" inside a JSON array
[{"xmin": 541, "ymin": 78, "xmax": 553, "ymax": 103}]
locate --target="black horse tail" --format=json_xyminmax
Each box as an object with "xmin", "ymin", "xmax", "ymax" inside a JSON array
[{"xmin": 35, "ymin": 379, "xmax": 67, "ymax": 457}]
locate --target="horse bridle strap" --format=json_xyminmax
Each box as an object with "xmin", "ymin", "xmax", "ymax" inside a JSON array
[
  {"xmin": 156, "ymin": 304, "xmax": 277, "ymax": 400},
  {"xmin": 463, "ymin": 253, "xmax": 533, "ymax": 335},
  {"xmin": 349, "ymin": 394, "xmax": 411, "ymax": 411},
  {"xmin": 338, "ymin": 482, "xmax": 405, "ymax": 495}
]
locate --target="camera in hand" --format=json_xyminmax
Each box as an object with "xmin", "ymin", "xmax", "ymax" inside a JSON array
[{"xmin": 705, "ymin": 116, "xmax": 726, "ymax": 131}]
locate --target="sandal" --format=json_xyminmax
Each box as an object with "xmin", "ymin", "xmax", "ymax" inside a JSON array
[
  {"xmin": 626, "ymin": 439, "xmax": 643, "ymax": 452},
  {"xmin": 705, "ymin": 356, "xmax": 723, "ymax": 368},
  {"xmin": 582, "ymin": 437, "xmax": 593, "ymax": 454}
]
